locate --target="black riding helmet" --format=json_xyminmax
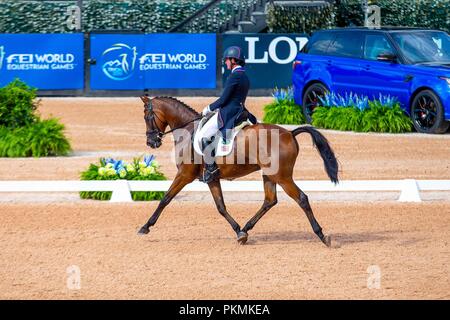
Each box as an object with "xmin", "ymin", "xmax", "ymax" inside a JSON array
[{"xmin": 223, "ymin": 46, "xmax": 245, "ymax": 66}]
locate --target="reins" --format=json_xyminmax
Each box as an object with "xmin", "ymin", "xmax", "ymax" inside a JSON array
[{"xmin": 145, "ymin": 98, "xmax": 202, "ymax": 138}]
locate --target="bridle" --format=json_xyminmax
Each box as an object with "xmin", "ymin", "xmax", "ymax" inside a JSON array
[
  {"xmin": 144, "ymin": 98, "xmax": 202, "ymax": 144},
  {"xmin": 144, "ymin": 100, "xmax": 165, "ymax": 143}
]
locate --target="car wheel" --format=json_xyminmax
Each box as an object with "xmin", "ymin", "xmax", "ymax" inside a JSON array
[
  {"xmin": 411, "ymin": 90, "xmax": 449, "ymax": 134},
  {"xmin": 302, "ymin": 83, "xmax": 328, "ymax": 123}
]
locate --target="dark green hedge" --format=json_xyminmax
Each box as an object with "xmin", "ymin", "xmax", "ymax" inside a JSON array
[
  {"xmin": 268, "ymin": 0, "xmax": 450, "ymax": 34},
  {"xmin": 267, "ymin": 1, "xmax": 336, "ymax": 34},
  {"xmin": 0, "ymin": 0, "xmax": 208, "ymax": 33},
  {"xmin": 335, "ymin": 0, "xmax": 450, "ymax": 32},
  {"xmin": 2, "ymin": 0, "xmax": 448, "ymax": 34}
]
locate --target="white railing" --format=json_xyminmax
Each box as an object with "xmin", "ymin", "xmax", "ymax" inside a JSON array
[{"xmin": 0, "ymin": 179, "xmax": 449, "ymax": 202}]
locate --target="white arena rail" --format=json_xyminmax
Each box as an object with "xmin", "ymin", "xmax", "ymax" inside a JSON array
[{"xmin": 0, "ymin": 179, "xmax": 449, "ymax": 202}]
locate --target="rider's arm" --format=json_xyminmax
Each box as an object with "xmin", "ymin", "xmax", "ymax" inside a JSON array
[{"xmin": 209, "ymin": 74, "xmax": 239, "ymax": 111}]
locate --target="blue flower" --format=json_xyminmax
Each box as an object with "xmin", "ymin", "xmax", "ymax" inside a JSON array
[
  {"xmin": 113, "ymin": 160, "xmax": 124, "ymax": 172},
  {"xmin": 104, "ymin": 158, "xmax": 116, "ymax": 165},
  {"xmin": 272, "ymin": 86, "xmax": 294, "ymax": 103},
  {"xmin": 143, "ymin": 155, "xmax": 155, "ymax": 167}
]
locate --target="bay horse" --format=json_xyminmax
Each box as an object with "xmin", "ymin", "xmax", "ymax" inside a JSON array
[{"xmin": 138, "ymin": 96, "xmax": 339, "ymax": 247}]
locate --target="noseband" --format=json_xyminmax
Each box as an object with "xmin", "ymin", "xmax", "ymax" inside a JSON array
[{"xmin": 144, "ymin": 100, "xmax": 164, "ymax": 143}]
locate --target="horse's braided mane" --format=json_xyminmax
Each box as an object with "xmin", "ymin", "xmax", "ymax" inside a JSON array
[{"xmin": 154, "ymin": 96, "xmax": 200, "ymax": 116}]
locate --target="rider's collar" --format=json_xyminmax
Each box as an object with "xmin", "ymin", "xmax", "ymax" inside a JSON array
[{"xmin": 232, "ymin": 65, "xmax": 243, "ymax": 73}]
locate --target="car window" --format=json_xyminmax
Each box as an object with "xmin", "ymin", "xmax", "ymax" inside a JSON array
[
  {"xmin": 391, "ymin": 31, "xmax": 450, "ymax": 64},
  {"xmin": 364, "ymin": 34, "xmax": 395, "ymax": 60},
  {"xmin": 306, "ymin": 32, "xmax": 336, "ymax": 55},
  {"xmin": 327, "ymin": 32, "xmax": 363, "ymax": 58}
]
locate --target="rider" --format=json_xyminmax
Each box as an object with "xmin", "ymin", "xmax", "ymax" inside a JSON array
[{"xmin": 199, "ymin": 46, "xmax": 256, "ymax": 183}]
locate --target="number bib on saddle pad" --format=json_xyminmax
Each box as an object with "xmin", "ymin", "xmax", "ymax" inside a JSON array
[{"xmin": 193, "ymin": 113, "xmax": 255, "ymax": 157}]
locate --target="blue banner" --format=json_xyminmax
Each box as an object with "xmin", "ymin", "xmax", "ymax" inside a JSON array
[
  {"xmin": 222, "ymin": 34, "xmax": 309, "ymax": 89},
  {"xmin": 90, "ymin": 33, "xmax": 216, "ymax": 90},
  {"xmin": 0, "ymin": 33, "xmax": 84, "ymax": 90}
]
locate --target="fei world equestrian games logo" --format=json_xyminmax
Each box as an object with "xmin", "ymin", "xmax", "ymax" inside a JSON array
[
  {"xmin": 101, "ymin": 43, "xmax": 137, "ymax": 81},
  {"xmin": 101, "ymin": 42, "xmax": 210, "ymax": 81},
  {"xmin": 0, "ymin": 45, "xmax": 75, "ymax": 71}
]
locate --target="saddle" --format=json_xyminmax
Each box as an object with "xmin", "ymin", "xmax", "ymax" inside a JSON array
[{"xmin": 193, "ymin": 108, "xmax": 257, "ymax": 157}]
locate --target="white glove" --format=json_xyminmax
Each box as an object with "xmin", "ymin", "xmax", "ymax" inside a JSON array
[{"xmin": 202, "ymin": 105, "xmax": 211, "ymax": 116}]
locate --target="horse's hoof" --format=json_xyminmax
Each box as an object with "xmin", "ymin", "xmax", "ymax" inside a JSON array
[
  {"xmin": 137, "ymin": 227, "xmax": 150, "ymax": 235},
  {"xmin": 322, "ymin": 234, "xmax": 332, "ymax": 247},
  {"xmin": 237, "ymin": 231, "xmax": 248, "ymax": 245}
]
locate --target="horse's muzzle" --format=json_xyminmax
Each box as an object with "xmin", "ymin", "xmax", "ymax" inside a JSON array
[
  {"xmin": 146, "ymin": 130, "xmax": 162, "ymax": 149},
  {"xmin": 147, "ymin": 138, "xmax": 162, "ymax": 149}
]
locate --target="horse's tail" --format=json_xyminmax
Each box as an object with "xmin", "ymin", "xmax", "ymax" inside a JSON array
[{"xmin": 291, "ymin": 126, "xmax": 339, "ymax": 184}]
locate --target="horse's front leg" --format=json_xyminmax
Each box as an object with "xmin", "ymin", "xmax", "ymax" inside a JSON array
[
  {"xmin": 138, "ymin": 172, "xmax": 194, "ymax": 235},
  {"xmin": 207, "ymin": 180, "xmax": 245, "ymax": 243}
]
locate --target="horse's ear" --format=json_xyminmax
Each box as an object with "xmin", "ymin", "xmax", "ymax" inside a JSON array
[{"xmin": 140, "ymin": 96, "xmax": 149, "ymax": 105}]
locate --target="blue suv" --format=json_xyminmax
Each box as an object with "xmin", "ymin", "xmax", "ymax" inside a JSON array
[{"xmin": 292, "ymin": 27, "xmax": 450, "ymax": 134}]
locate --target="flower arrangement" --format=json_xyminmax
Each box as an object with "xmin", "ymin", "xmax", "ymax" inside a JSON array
[
  {"xmin": 263, "ymin": 86, "xmax": 306, "ymax": 125},
  {"xmin": 317, "ymin": 92, "xmax": 398, "ymax": 111},
  {"xmin": 79, "ymin": 155, "xmax": 166, "ymax": 201},
  {"xmin": 312, "ymin": 92, "xmax": 413, "ymax": 133}
]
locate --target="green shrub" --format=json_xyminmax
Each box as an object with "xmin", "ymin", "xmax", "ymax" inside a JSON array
[
  {"xmin": 263, "ymin": 100, "xmax": 306, "ymax": 125},
  {"xmin": 0, "ymin": 79, "xmax": 38, "ymax": 129},
  {"xmin": 361, "ymin": 101, "xmax": 413, "ymax": 133},
  {"xmin": 0, "ymin": 79, "xmax": 72, "ymax": 157},
  {"xmin": 0, "ymin": 118, "xmax": 71, "ymax": 157},
  {"xmin": 312, "ymin": 102, "xmax": 413, "ymax": 133},
  {"xmin": 80, "ymin": 156, "xmax": 166, "ymax": 201},
  {"xmin": 263, "ymin": 87, "xmax": 306, "ymax": 125}
]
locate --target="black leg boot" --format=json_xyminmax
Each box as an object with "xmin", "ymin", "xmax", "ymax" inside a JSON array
[{"xmin": 200, "ymin": 137, "xmax": 220, "ymax": 183}]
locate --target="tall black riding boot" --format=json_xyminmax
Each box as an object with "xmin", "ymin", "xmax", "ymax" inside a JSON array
[{"xmin": 200, "ymin": 137, "xmax": 220, "ymax": 183}]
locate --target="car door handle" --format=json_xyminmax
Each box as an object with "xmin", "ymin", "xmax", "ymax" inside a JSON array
[
  {"xmin": 327, "ymin": 60, "xmax": 332, "ymax": 66},
  {"xmin": 363, "ymin": 65, "xmax": 371, "ymax": 70}
]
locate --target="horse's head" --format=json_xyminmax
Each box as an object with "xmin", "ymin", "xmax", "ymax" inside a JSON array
[{"xmin": 140, "ymin": 96, "xmax": 167, "ymax": 149}]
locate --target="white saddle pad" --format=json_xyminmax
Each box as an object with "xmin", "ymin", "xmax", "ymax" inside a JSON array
[{"xmin": 193, "ymin": 115, "xmax": 252, "ymax": 157}]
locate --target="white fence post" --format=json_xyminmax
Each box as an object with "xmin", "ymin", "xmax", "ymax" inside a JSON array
[
  {"xmin": 398, "ymin": 179, "xmax": 422, "ymax": 202},
  {"xmin": 109, "ymin": 180, "xmax": 132, "ymax": 203}
]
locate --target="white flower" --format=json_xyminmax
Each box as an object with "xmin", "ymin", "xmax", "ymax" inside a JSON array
[
  {"xmin": 106, "ymin": 168, "xmax": 116, "ymax": 177},
  {"xmin": 98, "ymin": 167, "xmax": 106, "ymax": 176},
  {"xmin": 118, "ymin": 168, "xmax": 127, "ymax": 178},
  {"xmin": 126, "ymin": 163, "xmax": 135, "ymax": 173},
  {"xmin": 141, "ymin": 166, "xmax": 155, "ymax": 176}
]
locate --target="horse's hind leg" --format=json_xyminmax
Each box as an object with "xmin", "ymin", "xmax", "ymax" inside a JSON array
[
  {"xmin": 240, "ymin": 175, "xmax": 277, "ymax": 244},
  {"xmin": 278, "ymin": 178, "xmax": 331, "ymax": 247},
  {"xmin": 138, "ymin": 172, "xmax": 194, "ymax": 235},
  {"xmin": 207, "ymin": 180, "xmax": 243, "ymax": 242}
]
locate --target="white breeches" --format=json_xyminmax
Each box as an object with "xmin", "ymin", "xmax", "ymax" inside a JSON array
[{"xmin": 198, "ymin": 113, "xmax": 219, "ymax": 141}]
